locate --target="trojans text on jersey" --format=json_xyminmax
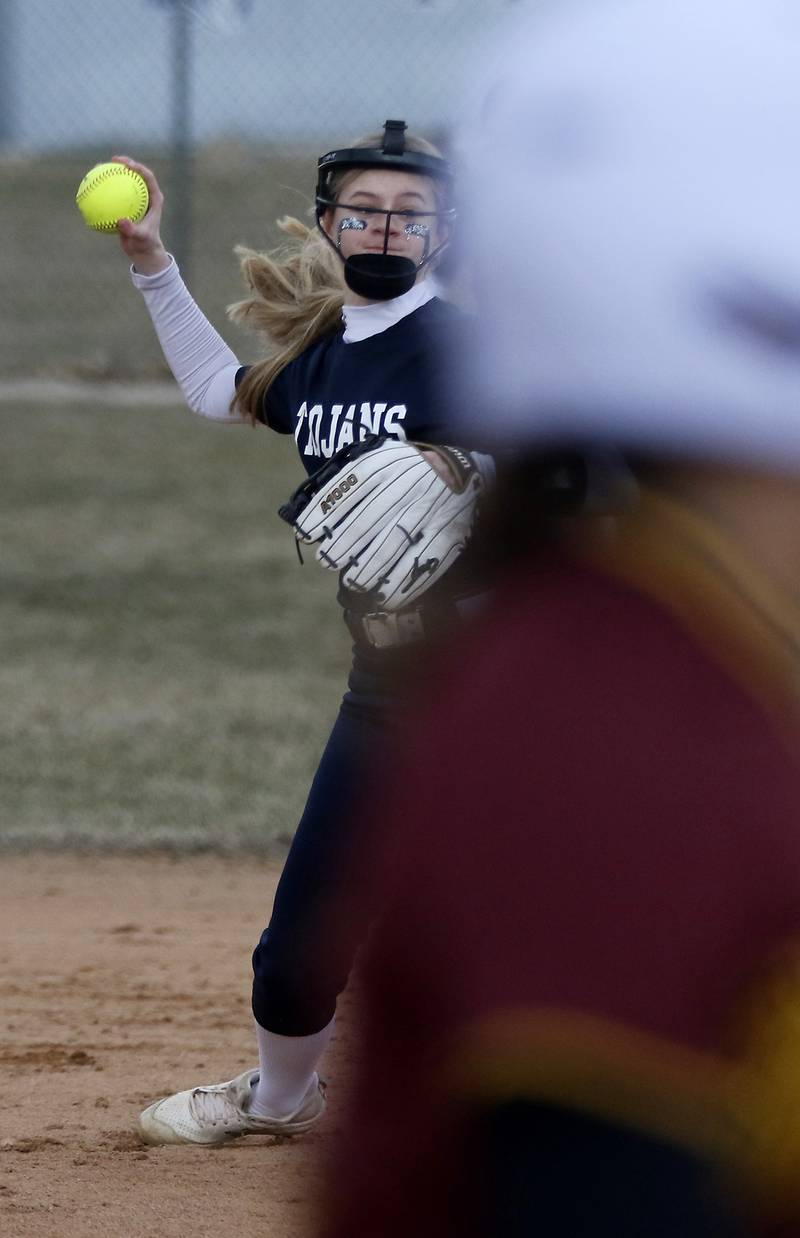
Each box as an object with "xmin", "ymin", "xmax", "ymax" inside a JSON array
[{"xmin": 295, "ymin": 401, "xmax": 408, "ymax": 458}]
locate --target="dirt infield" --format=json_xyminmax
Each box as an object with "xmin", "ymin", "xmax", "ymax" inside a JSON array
[{"xmin": 0, "ymin": 854, "xmax": 360, "ymax": 1238}]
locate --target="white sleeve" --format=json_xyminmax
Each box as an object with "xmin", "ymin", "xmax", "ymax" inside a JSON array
[{"xmin": 130, "ymin": 256, "xmax": 246, "ymax": 422}]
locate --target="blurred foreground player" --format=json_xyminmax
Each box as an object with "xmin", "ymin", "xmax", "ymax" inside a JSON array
[{"xmin": 320, "ymin": 2, "xmax": 800, "ymax": 1235}]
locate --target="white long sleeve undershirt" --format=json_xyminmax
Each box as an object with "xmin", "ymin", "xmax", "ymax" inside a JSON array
[
  {"xmin": 131, "ymin": 257, "xmax": 244, "ymax": 421},
  {"xmin": 130, "ymin": 257, "xmax": 438, "ymax": 423},
  {"xmin": 129, "ymin": 259, "xmax": 494, "ymax": 483}
]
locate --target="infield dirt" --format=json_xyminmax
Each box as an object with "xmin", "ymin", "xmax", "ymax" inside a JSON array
[{"xmin": 0, "ymin": 854, "xmax": 360, "ymax": 1238}]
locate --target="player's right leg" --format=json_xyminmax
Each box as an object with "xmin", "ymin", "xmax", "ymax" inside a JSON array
[
  {"xmin": 137, "ymin": 1065, "xmax": 325, "ymax": 1145},
  {"xmin": 137, "ymin": 648, "xmax": 404, "ymax": 1147}
]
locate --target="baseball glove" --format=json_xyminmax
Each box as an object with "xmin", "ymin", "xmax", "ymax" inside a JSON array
[{"xmin": 278, "ymin": 435, "xmax": 484, "ymax": 610}]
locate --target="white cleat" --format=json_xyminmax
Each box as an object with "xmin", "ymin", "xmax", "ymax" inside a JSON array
[{"xmin": 137, "ymin": 1067, "xmax": 326, "ymax": 1146}]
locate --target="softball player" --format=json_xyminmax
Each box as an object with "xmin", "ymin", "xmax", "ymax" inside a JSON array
[
  {"xmin": 111, "ymin": 122, "xmax": 491, "ymax": 1145},
  {"xmin": 321, "ymin": 3, "xmax": 800, "ymax": 1234}
]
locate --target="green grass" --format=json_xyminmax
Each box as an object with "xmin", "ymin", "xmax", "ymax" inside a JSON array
[
  {"xmin": 0, "ymin": 144, "xmax": 318, "ymax": 380},
  {"xmin": 2, "ymin": 400, "xmax": 352, "ymax": 851}
]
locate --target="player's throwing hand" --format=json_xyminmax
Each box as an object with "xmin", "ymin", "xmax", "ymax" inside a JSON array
[{"xmin": 110, "ymin": 155, "xmax": 170, "ymax": 275}]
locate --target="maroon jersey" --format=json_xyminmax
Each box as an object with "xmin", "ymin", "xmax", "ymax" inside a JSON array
[{"xmin": 321, "ymin": 491, "xmax": 800, "ymax": 1238}]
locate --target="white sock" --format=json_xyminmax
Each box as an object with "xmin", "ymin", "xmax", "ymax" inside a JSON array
[{"xmin": 248, "ymin": 1018, "xmax": 334, "ymax": 1119}]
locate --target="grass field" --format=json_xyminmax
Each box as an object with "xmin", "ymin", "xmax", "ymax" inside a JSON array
[
  {"xmin": 1, "ymin": 145, "xmax": 317, "ymax": 380},
  {"xmin": 2, "ymin": 144, "xmax": 355, "ymax": 852},
  {"xmin": 2, "ymin": 397, "xmax": 352, "ymax": 851}
]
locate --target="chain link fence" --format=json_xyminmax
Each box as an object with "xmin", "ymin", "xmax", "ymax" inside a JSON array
[{"xmin": 2, "ymin": 0, "xmax": 527, "ymax": 382}]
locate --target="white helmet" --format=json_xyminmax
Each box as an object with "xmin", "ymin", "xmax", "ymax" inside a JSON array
[{"xmin": 457, "ymin": 0, "xmax": 800, "ymax": 467}]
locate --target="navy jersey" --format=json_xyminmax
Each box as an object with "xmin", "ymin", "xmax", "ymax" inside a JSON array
[{"xmin": 241, "ymin": 299, "xmax": 465, "ymax": 474}]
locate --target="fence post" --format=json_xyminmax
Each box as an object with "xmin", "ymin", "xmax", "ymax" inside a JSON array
[
  {"xmin": 167, "ymin": 0, "xmax": 194, "ymax": 287},
  {"xmin": 0, "ymin": 0, "xmax": 16, "ymax": 146}
]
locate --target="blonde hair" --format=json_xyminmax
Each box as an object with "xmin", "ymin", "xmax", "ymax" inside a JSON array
[{"xmin": 228, "ymin": 131, "xmax": 448, "ymax": 424}]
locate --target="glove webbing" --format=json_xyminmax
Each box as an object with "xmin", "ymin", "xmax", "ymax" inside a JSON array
[{"xmin": 277, "ymin": 434, "xmax": 384, "ymax": 526}]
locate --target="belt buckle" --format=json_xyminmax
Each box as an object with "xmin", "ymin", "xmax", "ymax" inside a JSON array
[{"xmin": 362, "ymin": 610, "xmax": 424, "ymax": 649}]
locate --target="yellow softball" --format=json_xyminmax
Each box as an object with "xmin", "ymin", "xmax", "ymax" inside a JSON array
[{"xmin": 75, "ymin": 162, "xmax": 149, "ymax": 232}]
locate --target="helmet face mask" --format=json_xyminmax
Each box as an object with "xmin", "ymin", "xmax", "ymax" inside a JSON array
[
  {"xmin": 316, "ymin": 119, "xmax": 455, "ymax": 301},
  {"xmin": 332, "ymin": 202, "xmax": 434, "ymax": 301}
]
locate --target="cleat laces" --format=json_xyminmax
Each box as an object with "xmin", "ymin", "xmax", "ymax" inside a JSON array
[{"xmin": 190, "ymin": 1087, "xmax": 241, "ymax": 1127}]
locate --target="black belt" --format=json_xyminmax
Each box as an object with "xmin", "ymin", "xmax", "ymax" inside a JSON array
[{"xmin": 343, "ymin": 592, "xmax": 491, "ymax": 651}]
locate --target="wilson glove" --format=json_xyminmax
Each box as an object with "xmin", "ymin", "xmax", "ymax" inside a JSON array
[{"xmin": 278, "ymin": 435, "xmax": 484, "ymax": 610}]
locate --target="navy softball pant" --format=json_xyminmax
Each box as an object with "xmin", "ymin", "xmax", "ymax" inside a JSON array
[{"xmin": 251, "ymin": 648, "xmax": 410, "ymax": 1036}]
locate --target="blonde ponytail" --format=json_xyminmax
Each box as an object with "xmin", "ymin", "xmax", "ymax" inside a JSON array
[{"xmin": 227, "ymin": 217, "xmax": 346, "ymax": 424}]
